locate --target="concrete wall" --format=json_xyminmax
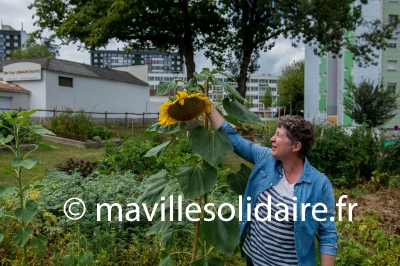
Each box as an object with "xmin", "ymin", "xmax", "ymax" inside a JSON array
[
  {"xmin": 44, "ymin": 71, "xmax": 153, "ymax": 118},
  {"xmin": 0, "ymin": 91, "xmax": 29, "ymax": 109}
]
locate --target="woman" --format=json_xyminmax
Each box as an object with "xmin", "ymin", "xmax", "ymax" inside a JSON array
[{"xmin": 207, "ymin": 104, "xmax": 338, "ymax": 266}]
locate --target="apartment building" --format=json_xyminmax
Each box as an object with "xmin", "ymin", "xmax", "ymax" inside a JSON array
[
  {"xmin": 304, "ymin": 0, "xmax": 400, "ymax": 129},
  {"xmin": 90, "ymin": 48, "xmax": 184, "ymax": 73},
  {"xmin": 0, "ymin": 24, "xmax": 29, "ymax": 60}
]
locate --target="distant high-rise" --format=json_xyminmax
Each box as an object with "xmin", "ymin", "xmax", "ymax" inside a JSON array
[
  {"xmin": 90, "ymin": 48, "xmax": 184, "ymax": 73},
  {"xmin": 304, "ymin": 0, "xmax": 400, "ymax": 129},
  {"xmin": 0, "ymin": 24, "xmax": 29, "ymax": 60}
]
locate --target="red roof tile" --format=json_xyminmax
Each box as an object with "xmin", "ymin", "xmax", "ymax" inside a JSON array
[{"xmin": 0, "ymin": 78, "xmax": 30, "ymax": 93}]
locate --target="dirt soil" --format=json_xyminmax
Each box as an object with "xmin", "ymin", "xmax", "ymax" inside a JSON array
[{"xmin": 348, "ymin": 188, "xmax": 400, "ymax": 237}]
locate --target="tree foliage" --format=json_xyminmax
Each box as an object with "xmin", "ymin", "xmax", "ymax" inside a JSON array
[
  {"xmin": 10, "ymin": 44, "xmax": 55, "ymax": 59},
  {"xmin": 28, "ymin": 0, "xmax": 228, "ymax": 80},
  {"xmin": 260, "ymin": 88, "xmax": 272, "ymax": 108},
  {"xmin": 343, "ymin": 79, "xmax": 399, "ymax": 127},
  {"xmin": 207, "ymin": 0, "xmax": 400, "ymax": 99},
  {"xmin": 277, "ymin": 60, "xmax": 304, "ymax": 115}
]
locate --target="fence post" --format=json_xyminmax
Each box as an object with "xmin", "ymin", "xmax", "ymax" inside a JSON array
[
  {"xmin": 125, "ymin": 112, "xmax": 128, "ymax": 128},
  {"xmin": 53, "ymin": 108, "xmax": 56, "ymax": 118},
  {"xmin": 105, "ymin": 111, "xmax": 108, "ymax": 126},
  {"xmin": 142, "ymin": 112, "xmax": 145, "ymax": 127}
]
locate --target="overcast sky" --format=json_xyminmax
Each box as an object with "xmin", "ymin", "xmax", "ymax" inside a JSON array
[{"xmin": 1, "ymin": 0, "xmax": 305, "ymax": 77}]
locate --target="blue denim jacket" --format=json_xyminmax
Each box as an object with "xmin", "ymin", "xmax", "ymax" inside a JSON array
[{"xmin": 220, "ymin": 121, "xmax": 338, "ymax": 266}]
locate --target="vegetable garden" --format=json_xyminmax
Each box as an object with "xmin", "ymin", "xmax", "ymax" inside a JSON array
[{"xmin": 1, "ymin": 70, "xmax": 399, "ymax": 265}]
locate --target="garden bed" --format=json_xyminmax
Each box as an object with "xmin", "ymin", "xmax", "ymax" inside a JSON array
[
  {"xmin": 0, "ymin": 143, "xmax": 36, "ymax": 151},
  {"xmin": 42, "ymin": 135, "xmax": 123, "ymax": 148}
]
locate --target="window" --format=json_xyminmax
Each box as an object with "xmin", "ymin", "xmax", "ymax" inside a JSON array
[
  {"xmin": 14, "ymin": 42, "xmax": 18, "ymax": 47},
  {"xmin": 388, "ymin": 60, "xmax": 397, "ymax": 71},
  {"xmin": 5, "ymin": 35, "xmax": 9, "ymax": 39},
  {"xmin": 5, "ymin": 42, "xmax": 9, "ymax": 47},
  {"xmin": 13, "ymin": 35, "xmax": 18, "ymax": 40},
  {"xmin": 387, "ymin": 83, "xmax": 396, "ymax": 93},
  {"xmin": 388, "ymin": 38, "xmax": 397, "ymax": 48},
  {"xmin": 59, "ymin": 76, "xmax": 73, "ymax": 87},
  {"xmin": 389, "ymin": 15, "xmax": 398, "ymax": 24}
]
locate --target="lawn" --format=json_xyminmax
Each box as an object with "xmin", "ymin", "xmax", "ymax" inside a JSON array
[{"xmin": 0, "ymin": 139, "xmax": 104, "ymax": 186}]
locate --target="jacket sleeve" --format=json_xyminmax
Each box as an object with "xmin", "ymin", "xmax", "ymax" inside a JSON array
[
  {"xmin": 219, "ymin": 120, "xmax": 270, "ymax": 164},
  {"xmin": 316, "ymin": 177, "xmax": 339, "ymax": 256}
]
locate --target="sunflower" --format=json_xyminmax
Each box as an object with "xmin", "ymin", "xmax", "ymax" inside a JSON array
[{"xmin": 158, "ymin": 91, "xmax": 211, "ymax": 126}]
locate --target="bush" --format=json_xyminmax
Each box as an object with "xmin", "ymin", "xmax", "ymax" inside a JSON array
[
  {"xmin": 379, "ymin": 142, "xmax": 400, "ymax": 176},
  {"xmin": 55, "ymin": 158, "xmax": 98, "ymax": 177},
  {"xmin": 50, "ymin": 108, "xmax": 93, "ymax": 139},
  {"xmin": 307, "ymin": 124, "xmax": 380, "ymax": 187},
  {"xmin": 88, "ymin": 125, "xmax": 113, "ymax": 140}
]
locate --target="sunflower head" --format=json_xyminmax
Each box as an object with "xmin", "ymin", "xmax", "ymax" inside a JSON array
[{"xmin": 158, "ymin": 91, "xmax": 211, "ymax": 126}]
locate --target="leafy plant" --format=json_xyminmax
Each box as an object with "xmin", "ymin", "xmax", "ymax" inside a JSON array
[
  {"xmin": 50, "ymin": 108, "xmax": 94, "ymax": 139},
  {"xmin": 88, "ymin": 125, "xmax": 113, "ymax": 140},
  {"xmin": 55, "ymin": 158, "xmax": 98, "ymax": 178},
  {"xmin": 141, "ymin": 69, "xmax": 263, "ymax": 264},
  {"xmin": 307, "ymin": 123, "xmax": 380, "ymax": 187},
  {"xmin": 0, "ymin": 109, "xmax": 56, "ymax": 265},
  {"xmin": 0, "ymin": 112, "xmax": 42, "ymax": 144}
]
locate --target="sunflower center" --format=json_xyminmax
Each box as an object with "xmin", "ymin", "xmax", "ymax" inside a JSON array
[{"xmin": 167, "ymin": 97, "xmax": 206, "ymax": 121}]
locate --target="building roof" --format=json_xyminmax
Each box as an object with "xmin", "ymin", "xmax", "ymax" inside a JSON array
[
  {"xmin": 0, "ymin": 58, "xmax": 149, "ymax": 86},
  {"xmin": 0, "ymin": 78, "xmax": 30, "ymax": 93}
]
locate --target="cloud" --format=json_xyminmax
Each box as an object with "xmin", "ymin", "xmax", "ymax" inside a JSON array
[{"xmin": 1, "ymin": 0, "xmax": 304, "ymax": 73}]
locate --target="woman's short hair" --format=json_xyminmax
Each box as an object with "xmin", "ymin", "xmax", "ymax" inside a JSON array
[{"xmin": 277, "ymin": 115, "xmax": 316, "ymax": 158}]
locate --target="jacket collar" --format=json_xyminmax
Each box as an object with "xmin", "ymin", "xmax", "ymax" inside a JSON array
[{"xmin": 276, "ymin": 157, "xmax": 312, "ymax": 184}]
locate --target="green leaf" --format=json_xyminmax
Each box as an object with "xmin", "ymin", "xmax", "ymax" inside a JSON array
[
  {"xmin": 144, "ymin": 140, "xmax": 171, "ymax": 157},
  {"xmin": 146, "ymin": 122, "xmax": 184, "ymax": 134},
  {"xmin": 138, "ymin": 170, "xmax": 174, "ymax": 205},
  {"xmin": 0, "ymin": 233, "xmax": 4, "ymax": 243},
  {"xmin": 192, "ymin": 257, "xmax": 223, "ymax": 266},
  {"xmin": 78, "ymin": 251, "xmax": 93, "ymax": 265},
  {"xmin": 0, "ymin": 185, "xmax": 16, "ymax": 197},
  {"xmin": 18, "ymin": 109, "xmax": 37, "ymax": 117},
  {"xmin": 223, "ymin": 98, "xmax": 265, "ymax": 128},
  {"xmin": 0, "ymin": 209, "xmax": 4, "ymax": 217},
  {"xmin": 176, "ymin": 162, "xmax": 217, "ymax": 198},
  {"xmin": 12, "ymin": 155, "xmax": 41, "ymax": 169},
  {"xmin": 30, "ymin": 234, "xmax": 48, "ymax": 254},
  {"xmin": 14, "ymin": 227, "xmax": 34, "ymax": 247},
  {"xmin": 223, "ymin": 115, "xmax": 248, "ymax": 130},
  {"xmin": 214, "ymin": 78, "xmax": 244, "ymax": 101},
  {"xmin": 161, "ymin": 229, "xmax": 174, "ymax": 250},
  {"xmin": 0, "ymin": 120, "xmax": 2, "ymax": 127},
  {"xmin": 189, "ymin": 126, "xmax": 234, "ymax": 167},
  {"xmin": 183, "ymin": 78, "xmax": 203, "ymax": 93},
  {"xmin": 193, "ymin": 72, "xmax": 211, "ymax": 82},
  {"xmin": 158, "ymin": 254, "xmax": 174, "ymax": 266},
  {"xmin": 156, "ymin": 80, "xmax": 179, "ymax": 96},
  {"xmin": 146, "ymin": 209, "xmax": 179, "ymax": 236},
  {"xmin": 61, "ymin": 254, "xmax": 79, "ymax": 266},
  {"xmin": 14, "ymin": 199, "xmax": 38, "ymax": 223},
  {"xmin": 226, "ymin": 163, "xmax": 252, "ymax": 195},
  {"xmin": 201, "ymin": 213, "xmax": 239, "ymax": 256},
  {"xmin": 20, "ymin": 117, "xmax": 31, "ymax": 126},
  {"xmin": 30, "ymin": 124, "xmax": 55, "ymax": 136},
  {"xmin": 0, "ymin": 134, "xmax": 14, "ymax": 145}
]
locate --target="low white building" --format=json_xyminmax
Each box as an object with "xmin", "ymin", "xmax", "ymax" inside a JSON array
[{"xmin": 0, "ymin": 58, "xmax": 160, "ymax": 121}]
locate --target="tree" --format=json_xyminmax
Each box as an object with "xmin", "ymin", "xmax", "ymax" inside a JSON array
[
  {"xmin": 277, "ymin": 60, "xmax": 304, "ymax": 115},
  {"xmin": 260, "ymin": 88, "xmax": 272, "ymax": 109},
  {"xmin": 343, "ymin": 79, "xmax": 399, "ymax": 127},
  {"xmin": 28, "ymin": 0, "xmax": 228, "ymax": 80},
  {"xmin": 244, "ymin": 95, "xmax": 254, "ymax": 109},
  {"xmin": 206, "ymin": 0, "xmax": 400, "ymax": 99},
  {"xmin": 11, "ymin": 44, "xmax": 56, "ymax": 59}
]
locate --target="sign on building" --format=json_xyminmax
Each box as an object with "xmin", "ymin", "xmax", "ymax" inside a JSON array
[{"xmin": 3, "ymin": 62, "xmax": 42, "ymax": 81}]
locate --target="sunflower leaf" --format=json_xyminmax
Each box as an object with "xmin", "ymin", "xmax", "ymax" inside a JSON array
[
  {"xmin": 223, "ymin": 98, "xmax": 265, "ymax": 128},
  {"xmin": 156, "ymin": 81, "xmax": 179, "ymax": 96},
  {"xmin": 189, "ymin": 126, "xmax": 234, "ymax": 167},
  {"xmin": 144, "ymin": 140, "xmax": 171, "ymax": 157},
  {"xmin": 146, "ymin": 122, "xmax": 184, "ymax": 134},
  {"xmin": 176, "ymin": 162, "xmax": 217, "ymax": 198},
  {"xmin": 226, "ymin": 163, "xmax": 252, "ymax": 195}
]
